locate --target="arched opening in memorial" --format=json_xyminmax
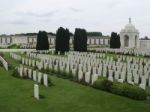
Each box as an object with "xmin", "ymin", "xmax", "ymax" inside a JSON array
[{"xmin": 124, "ymin": 35, "xmax": 129, "ymax": 47}]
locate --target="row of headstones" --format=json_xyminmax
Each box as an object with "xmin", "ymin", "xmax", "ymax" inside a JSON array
[
  {"xmin": 11, "ymin": 52, "xmax": 150, "ymax": 89},
  {"xmin": 10, "ymin": 53, "xmax": 22, "ymax": 61},
  {"xmin": 73, "ymin": 63, "xmax": 147, "ymax": 89},
  {"xmin": 39, "ymin": 59, "xmax": 147, "ymax": 90},
  {"xmin": 17, "ymin": 53, "xmax": 99, "ymax": 85},
  {"xmin": 89, "ymin": 48, "xmax": 150, "ymax": 57},
  {"xmin": 0, "ymin": 55, "xmax": 8, "ymax": 71},
  {"xmin": 67, "ymin": 61, "xmax": 147, "ymax": 89},
  {"xmin": 43, "ymin": 53, "xmax": 147, "ymax": 88},
  {"xmin": 21, "ymin": 57, "xmax": 40, "ymax": 67},
  {"xmin": 78, "ymin": 63, "xmax": 149, "ymax": 90},
  {"xmin": 67, "ymin": 54, "xmax": 150, "ymax": 75},
  {"xmin": 18, "ymin": 51, "xmax": 150, "ymax": 79},
  {"xmin": 10, "ymin": 53, "xmax": 98, "ymax": 88},
  {"xmin": 20, "ymin": 44, "xmax": 36, "ymax": 49},
  {"xmin": 9, "ymin": 53, "xmax": 46, "ymax": 71},
  {"xmin": 17, "ymin": 66, "xmax": 48, "ymax": 87},
  {"xmin": 25, "ymin": 50, "xmax": 54, "ymax": 58},
  {"xmin": 10, "ymin": 53, "xmax": 37, "ymax": 67},
  {"xmin": 31, "ymin": 55, "xmax": 148, "ymax": 89},
  {"xmin": 26, "ymin": 52, "xmax": 150, "ymax": 80},
  {"xmin": 117, "ymin": 55, "xmax": 150, "ymax": 64},
  {"xmin": 9, "ymin": 53, "xmax": 98, "ymax": 88},
  {"xmin": 68, "ymin": 51, "xmax": 150, "ymax": 64},
  {"xmin": 69, "ymin": 51, "xmax": 150, "ymax": 66},
  {"xmin": 21, "ymin": 57, "xmax": 45, "ymax": 71},
  {"xmin": 36, "ymin": 55, "xmax": 150, "ymax": 87},
  {"xmin": 69, "ymin": 52, "xmax": 150, "ymax": 69},
  {"xmin": 107, "ymin": 69, "xmax": 149, "ymax": 90},
  {"xmin": 67, "ymin": 54, "xmax": 150, "ymax": 72}
]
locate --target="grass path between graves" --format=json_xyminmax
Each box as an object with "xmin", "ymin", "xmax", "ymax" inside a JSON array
[{"xmin": 1, "ymin": 52, "xmax": 150, "ymax": 112}]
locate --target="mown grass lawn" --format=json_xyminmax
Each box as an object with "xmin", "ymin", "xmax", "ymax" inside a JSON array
[{"xmin": 0, "ymin": 53, "xmax": 150, "ymax": 112}]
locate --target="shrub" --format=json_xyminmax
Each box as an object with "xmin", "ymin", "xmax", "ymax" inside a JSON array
[
  {"xmin": 113, "ymin": 57, "xmax": 118, "ymax": 61},
  {"xmin": 45, "ymin": 68, "xmax": 50, "ymax": 73},
  {"xmin": 33, "ymin": 66, "xmax": 38, "ymax": 70},
  {"xmin": 111, "ymin": 81, "xmax": 124, "ymax": 95},
  {"xmin": 122, "ymin": 83, "xmax": 147, "ymax": 100},
  {"xmin": 68, "ymin": 72, "xmax": 74, "ymax": 80},
  {"xmin": 100, "ymin": 80, "xmax": 113, "ymax": 92},
  {"xmin": 50, "ymin": 68, "xmax": 55, "ymax": 74},
  {"xmin": 93, "ymin": 78, "xmax": 147, "ymax": 100},
  {"xmin": 60, "ymin": 71, "xmax": 70, "ymax": 79},
  {"xmin": 12, "ymin": 69, "xmax": 20, "ymax": 78},
  {"xmin": 48, "ymin": 77, "xmax": 53, "ymax": 86},
  {"xmin": 93, "ymin": 77, "xmax": 113, "ymax": 92}
]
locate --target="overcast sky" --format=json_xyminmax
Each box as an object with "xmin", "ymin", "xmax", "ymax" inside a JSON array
[{"xmin": 0, "ymin": 0, "xmax": 150, "ymax": 37}]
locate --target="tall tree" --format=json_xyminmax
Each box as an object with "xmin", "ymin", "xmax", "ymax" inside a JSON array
[
  {"xmin": 110, "ymin": 32, "xmax": 121, "ymax": 49},
  {"xmin": 36, "ymin": 31, "xmax": 49, "ymax": 50},
  {"xmin": 55, "ymin": 27, "xmax": 70, "ymax": 53},
  {"xmin": 116, "ymin": 34, "xmax": 121, "ymax": 48},
  {"xmin": 74, "ymin": 28, "xmax": 87, "ymax": 52}
]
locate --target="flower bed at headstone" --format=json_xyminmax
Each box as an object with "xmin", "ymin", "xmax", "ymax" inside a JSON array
[{"xmin": 93, "ymin": 77, "xmax": 147, "ymax": 100}]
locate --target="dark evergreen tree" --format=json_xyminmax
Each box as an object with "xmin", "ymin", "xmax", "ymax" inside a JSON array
[
  {"xmin": 55, "ymin": 27, "xmax": 70, "ymax": 53},
  {"xmin": 110, "ymin": 32, "xmax": 121, "ymax": 49},
  {"xmin": 87, "ymin": 32, "xmax": 102, "ymax": 36},
  {"xmin": 36, "ymin": 31, "xmax": 49, "ymax": 50},
  {"xmin": 74, "ymin": 28, "xmax": 87, "ymax": 52},
  {"xmin": 116, "ymin": 34, "xmax": 121, "ymax": 48}
]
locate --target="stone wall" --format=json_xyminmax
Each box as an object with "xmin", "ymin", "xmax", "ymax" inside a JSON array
[{"xmin": 139, "ymin": 40, "xmax": 150, "ymax": 49}]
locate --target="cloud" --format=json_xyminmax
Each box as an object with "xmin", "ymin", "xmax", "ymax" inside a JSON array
[
  {"xmin": 16, "ymin": 10, "xmax": 59, "ymax": 18},
  {"xmin": 10, "ymin": 20, "xmax": 29, "ymax": 25},
  {"xmin": 107, "ymin": 1, "xmax": 121, "ymax": 8},
  {"xmin": 69, "ymin": 8, "xmax": 83, "ymax": 13},
  {"xmin": 0, "ymin": 0, "xmax": 150, "ymax": 37}
]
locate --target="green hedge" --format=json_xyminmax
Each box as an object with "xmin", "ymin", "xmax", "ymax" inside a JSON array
[
  {"xmin": 93, "ymin": 77, "xmax": 147, "ymax": 100},
  {"xmin": 93, "ymin": 77, "xmax": 112, "ymax": 92},
  {"xmin": 111, "ymin": 82, "xmax": 124, "ymax": 95},
  {"xmin": 122, "ymin": 83, "xmax": 147, "ymax": 100}
]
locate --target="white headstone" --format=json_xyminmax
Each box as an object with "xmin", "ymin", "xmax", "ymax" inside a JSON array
[
  {"xmin": 28, "ymin": 69, "xmax": 32, "ymax": 79},
  {"xmin": 34, "ymin": 84, "xmax": 39, "ymax": 100},
  {"xmin": 19, "ymin": 67, "xmax": 23, "ymax": 77},
  {"xmin": 91, "ymin": 74, "xmax": 98, "ymax": 85},
  {"xmin": 38, "ymin": 72, "xmax": 42, "ymax": 83},
  {"xmin": 118, "ymin": 79, "xmax": 124, "ymax": 83},
  {"xmin": 85, "ymin": 72, "xmax": 91, "ymax": 83},
  {"xmin": 33, "ymin": 71, "xmax": 37, "ymax": 81},
  {"xmin": 78, "ymin": 70, "xmax": 83, "ymax": 81},
  {"xmin": 139, "ymin": 84, "xmax": 146, "ymax": 90},
  {"xmin": 43, "ymin": 74, "xmax": 48, "ymax": 87}
]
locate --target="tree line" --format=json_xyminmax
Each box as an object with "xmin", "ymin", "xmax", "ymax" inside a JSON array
[
  {"xmin": 36, "ymin": 27, "xmax": 88, "ymax": 52},
  {"xmin": 87, "ymin": 32, "xmax": 102, "ymax": 37},
  {"xmin": 36, "ymin": 29, "xmax": 121, "ymax": 52}
]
